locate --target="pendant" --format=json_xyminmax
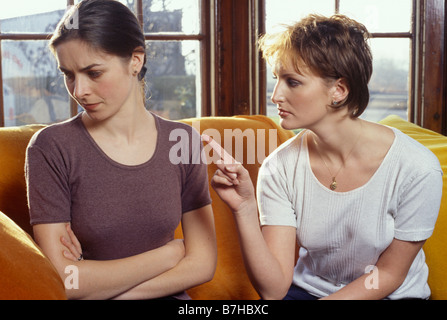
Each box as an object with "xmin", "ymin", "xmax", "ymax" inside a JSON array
[{"xmin": 330, "ymin": 178, "xmax": 337, "ymax": 191}]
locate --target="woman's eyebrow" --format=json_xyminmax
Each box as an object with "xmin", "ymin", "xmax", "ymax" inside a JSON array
[
  {"xmin": 279, "ymin": 72, "xmax": 305, "ymax": 79},
  {"xmin": 58, "ymin": 64, "xmax": 103, "ymax": 73},
  {"xmin": 80, "ymin": 64, "xmax": 103, "ymax": 72}
]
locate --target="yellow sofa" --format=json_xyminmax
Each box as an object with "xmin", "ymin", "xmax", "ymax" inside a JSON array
[{"xmin": 0, "ymin": 114, "xmax": 445, "ymax": 300}]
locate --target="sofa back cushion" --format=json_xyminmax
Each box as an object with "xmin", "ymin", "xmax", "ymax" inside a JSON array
[
  {"xmin": 178, "ymin": 115, "xmax": 295, "ymax": 299},
  {"xmin": 0, "ymin": 116, "xmax": 294, "ymax": 300},
  {"xmin": 0, "ymin": 125, "xmax": 46, "ymax": 236}
]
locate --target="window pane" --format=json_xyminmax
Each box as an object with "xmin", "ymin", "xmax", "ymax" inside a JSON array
[
  {"xmin": 74, "ymin": 0, "xmax": 134, "ymax": 11},
  {"xmin": 266, "ymin": 0, "xmax": 334, "ymax": 33},
  {"xmin": 340, "ymin": 0, "xmax": 412, "ymax": 33},
  {"xmin": 145, "ymin": 40, "xmax": 200, "ymax": 120},
  {"xmin": 2, "ymin": 40, "xmax": 70, "ymax": 126},
  {"xmin": 362, "ymin": 38, "xmax": 410, "ymax": 122},
  {"xmin": 118, "ymin": 0, "xmax": 136, "ymax": 13},
  {"xmin": 0, "ymin": 1, "xmax": 66, "ymax": 33},
  {"xmin": 142, "ymin": 0, "xmax": 200, "ymax": 34}
]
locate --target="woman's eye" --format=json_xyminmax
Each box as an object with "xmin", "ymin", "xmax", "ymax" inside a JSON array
[
  {"xmin": 287, "ymin": 79, "xmax": 301, "ymax": 87},
  {"xmin": 88, "ymin": 71, "xmax": 102, "ymax": 79},
  {"xmin": 63, "ymin": 72, "xmax": 74, "ymax": 81}
]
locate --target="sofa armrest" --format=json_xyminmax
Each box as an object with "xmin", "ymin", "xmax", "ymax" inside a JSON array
[{"xmin": 0, "ymin": 210, "xmax": 66, "ymax": 299}]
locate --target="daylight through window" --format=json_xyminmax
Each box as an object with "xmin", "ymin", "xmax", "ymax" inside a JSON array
[{"xmin": 0, "ymin": 0, "xmax": 206, "ymax": 127}]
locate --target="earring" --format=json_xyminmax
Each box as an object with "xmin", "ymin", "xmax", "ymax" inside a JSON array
[
  {"xmin": 332, "ymin": 100, "xmax": 339, "ymax": 106},
  {"xmin": 133, "ymin": 70, "xmax": 138, "ymax": 76}
]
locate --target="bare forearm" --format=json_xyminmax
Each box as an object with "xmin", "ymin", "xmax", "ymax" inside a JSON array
[
  {"xmin": 322, "ymin": 239, "xmax": 425, "ymax": 300},
  {"xmin": 57, "ymin": 244, "xmax": 181, "ymax": 300},
  {"xmin": 321, "ymin": 268, "xmax": 404, "ymax": 300},
  {"xmin": 233, "ymin": 202, "xmax": 294, "ymax": 300},
  {"xmin": 113, "ymin": 253, "xmax": 216, "ymax": 300},
  {"xmin": 203, "ymin": 137, "xmax": 295, "ymax": 299},
  {"xmin": 113, "ymin": 206, "xmax": 217, "ymax": 300}
]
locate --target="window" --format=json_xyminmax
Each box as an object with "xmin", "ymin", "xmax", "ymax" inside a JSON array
[
  {"xmin": 0, "ymin": 2, "xmax": 70, "ymax": 127},
  {"xmin": 0, "ymin": 0, "xmax": 210, "ymax": 127},
  {"xmin": 264, "ymin": 0, "xmax": 413, "ymax": 124},
  {"xmin": 1, "ymin": 1, "xmax": 445, "ymax": 133}
]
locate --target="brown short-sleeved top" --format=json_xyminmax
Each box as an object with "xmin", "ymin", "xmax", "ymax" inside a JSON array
[{"xmin": 26, "ymin": 112, "xmax": 211, "ymax": 260}]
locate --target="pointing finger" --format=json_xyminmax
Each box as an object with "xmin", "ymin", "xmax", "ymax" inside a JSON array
[{"xmin": 201, "ymin": 134, "xmax": 237, "ymax": 165}]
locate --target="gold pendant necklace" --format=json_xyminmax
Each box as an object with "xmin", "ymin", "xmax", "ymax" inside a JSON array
[
  {"xmin": 313, "ymin": 125, "xmax": 363, "ymax": 191},
  {"xmin": 330, "ymin": 178, "xmax": 338, "ymax": 191}
]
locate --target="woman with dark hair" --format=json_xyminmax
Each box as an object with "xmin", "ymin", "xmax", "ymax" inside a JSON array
[
  {"xmin": 205, "ymin": 14, "xmax": 443, "ymax": 300},
  {"xmin": 26, "ymin": 0, "xmax": 216, "ymax": 300}
]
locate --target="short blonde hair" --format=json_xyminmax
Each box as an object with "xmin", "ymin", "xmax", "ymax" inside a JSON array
[{"xmin": 259, "ymin": 14, "xmax": 372, "ymax": 118}]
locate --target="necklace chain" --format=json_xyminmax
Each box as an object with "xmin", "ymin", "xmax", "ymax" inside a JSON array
[{"xmin": 313, "ymin": 124, "xmax": 363, "ymax": 191}]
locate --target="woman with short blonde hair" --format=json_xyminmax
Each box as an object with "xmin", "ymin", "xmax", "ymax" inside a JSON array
[{"xmin": 206, "ymin": 14, "xmax": 442, "ymax": 300}]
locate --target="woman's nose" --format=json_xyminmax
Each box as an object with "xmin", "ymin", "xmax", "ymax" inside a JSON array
[
  {"xmin": 73, "ymin": 76, "xmax": 90, "ymax": 100},
  {"xmin": 271, "ymin": 83, "xmax": 285, "ymax": 105}
]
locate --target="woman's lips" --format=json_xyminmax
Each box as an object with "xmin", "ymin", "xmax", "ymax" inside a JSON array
[
  {"xmin": 83, "ymin": 102, "xmax": 101, "ymax": 111},
  {"xmin": 278, "ymin": 108, "xmax": 292, "ymax": 117}
]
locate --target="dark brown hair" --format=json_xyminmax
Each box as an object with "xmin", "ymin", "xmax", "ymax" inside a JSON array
[
  {"xmin": 260, "ymin": 14, "xmax": 373, "ymax": 118},
  {"xmin": 50, "ymin": 0, "xmax": 147, "ymax": 81}
]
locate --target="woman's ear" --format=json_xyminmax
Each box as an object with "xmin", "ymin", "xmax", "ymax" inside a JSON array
[
  {"xmin": 130, "ymin": 46, "xmax": 146, "ymax": 74},
  {"xmin": 332, "ymin": 78, "xmax": 349, "ymax": 104}
]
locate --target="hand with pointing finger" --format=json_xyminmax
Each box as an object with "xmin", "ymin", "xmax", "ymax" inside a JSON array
[{"xmin": 201, "ymin": 134, "xmax": 257, "ymax": 216}]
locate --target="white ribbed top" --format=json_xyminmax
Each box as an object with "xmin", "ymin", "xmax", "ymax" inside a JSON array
[{"xmin": 258, "ymin": 128, "xmax": 443, "ymax": 299}]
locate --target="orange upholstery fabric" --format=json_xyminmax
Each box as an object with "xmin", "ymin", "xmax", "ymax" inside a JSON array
[
  {"xmin": 177, "ymin": 115, "xmax": 295, "ymax": 300},
  {"xmin": 2, "ymin": 114, "xmax": 444, "ymax": 300},
  {"xmin": 0, "ymin": 125, "xmax": 46, "ymax": 237},
  {"xmin": 0, "ymin": 125, "xmax": 66, "ymax": 300},
  {"xmin": 0, "ymin": 115, "xmax": 293, "ymax": 300},
  {"xmin": 0, "ymin": 210, "xmax": 66, "ymax": 299}
]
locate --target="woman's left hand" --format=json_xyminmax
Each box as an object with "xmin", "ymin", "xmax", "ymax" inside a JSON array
[{"xmin": 60, "ymin": 223, "xmax": 84, "ymax": 262}]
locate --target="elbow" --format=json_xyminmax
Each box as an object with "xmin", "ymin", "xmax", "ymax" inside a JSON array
[
  {"xmin": 65, "ymin": 290, "xmax": 83, "ymax": 300},
  {"xmin": 199, "ymin": 269, "xmax": 215, "ymax": 285},
  {"xmin": 52, "ymin": 262, "xmax": 80, "ymax": 299},
  {"xmin": 200, "ymin": 245, "xmax": 218, "ymax": 283},
  {"xmin": 55, "ymin": 263, "xmax": 95, "ymax": 300},
  {"xmin": 188, "ymin": 252, "xmax": 217, "ymax": 286},
  {"xmin": 198, "ymin": 257, "xmax": 217, "ymax": 284},
  {"xmin": 259, "ymin": 287, "xmax": 289, "ymax": 301},
  {"xmin": 256, "ymin": 278, "xmax": 292, "ymax": 300},
  {"xmin": 205, "ymin": 262, "xmax": 217, "ymax": 283}
]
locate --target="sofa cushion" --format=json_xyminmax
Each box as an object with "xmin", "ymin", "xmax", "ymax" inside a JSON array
[
  {"xmin": 0, "ymin": 125, "xmax": 46, "ymax": 236},
  {"xmin": 177, "ymin": 115, "xmax": 295, "ymax": 300},
  {"xmin": 0, "ymin": 210, "xmax": 66, "ymax": 299},
  {"xmin": 379, "ymin": 115, "xmax": 447, "ymax": 300}
]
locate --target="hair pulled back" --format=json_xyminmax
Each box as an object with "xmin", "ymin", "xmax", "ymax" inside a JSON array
[{"xmin": 50, "ymin": 0, "xmax": 147, "ymax": 81}]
